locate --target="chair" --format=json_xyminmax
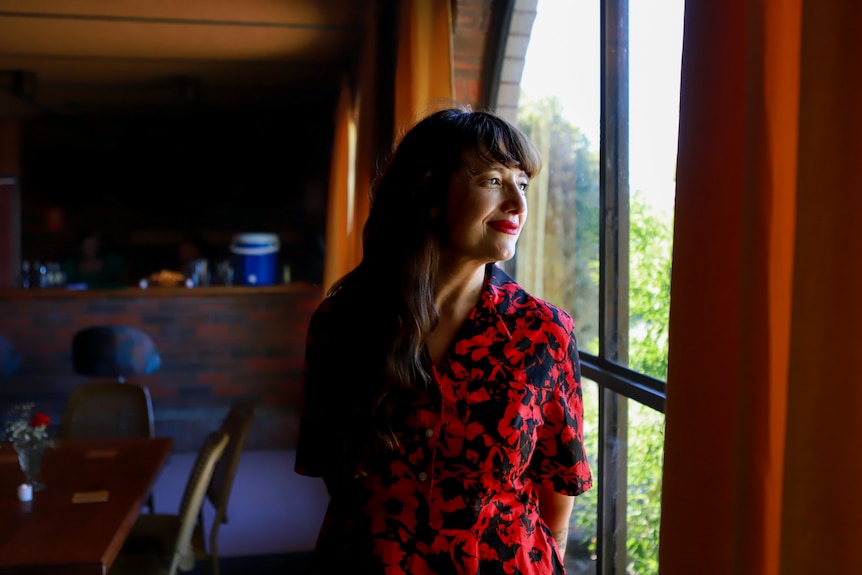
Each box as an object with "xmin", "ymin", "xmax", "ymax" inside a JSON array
[
  {"xmin": 72, "ymin": 325, "xmax": 161, "ymax": 383},
  {"xmin": 109, "ymin": 429, "xmax": 229, "ymax": 575},
  {"xmin": 198, "ymin": 402, "xmax": 257, "ymax": 575},
  {"xmin": 67, "ymin": 325, "xmax": 161, "ymax": 512},
  {"xmin": 59, "ymin": 382, "xmax": 157, "ymax": 512},
  {"xmin": 59, "ymin": 382, "xmax": 155, "ymax": 439}
]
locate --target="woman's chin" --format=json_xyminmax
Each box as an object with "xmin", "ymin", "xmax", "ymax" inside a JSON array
[{"xmin": 496, "ymin": 247, "xmax": 516, "ymax": 262}]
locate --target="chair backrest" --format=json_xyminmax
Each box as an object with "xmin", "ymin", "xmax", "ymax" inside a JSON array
[
  {"xmin": 72, "ymin": 325, "xmax": 161, "ymax": 382},
  {"xmin": 170, "ymin": 429, "xmax": 229, "ymax": 574},
  {"xmin": 207, "ymin": 402, "xmax": 256, "ymax": 525},
  {"xmin": 59, "ymin": 382, "xmax": 155, "ymax": 440}
]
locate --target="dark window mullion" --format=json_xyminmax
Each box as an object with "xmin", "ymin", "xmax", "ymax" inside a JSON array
[
  {"xmin": 597, "ymin": 0, "xmax": 630, "ymax": 573},
  {"xmin": 580, "ymin": 354, "xmax": 665, "ymax": 413}
]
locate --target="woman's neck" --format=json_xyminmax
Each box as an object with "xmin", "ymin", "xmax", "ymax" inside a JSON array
[
  {"xmin": 425, "ymin": 263, "xmax": 488, "ymax": 365},
  {"xmin": 434, "ymin": 263, "xmax": 487, "ymax": 319}
]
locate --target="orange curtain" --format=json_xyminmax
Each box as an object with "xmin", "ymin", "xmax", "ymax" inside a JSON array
[
  {"xmin": 660, "ymin": 1, "xmax": 862, "ymax": 574},
  {"xmin": 323, "ymin": 0, "xmax": 455, "ymax": 289},
  {"xmin": 322, "ymin": 78, "xmax": 357, "ymax": 292},
  {"xmin": 393, "ymin": 0, "xmax": 455, "ymax": 140}
]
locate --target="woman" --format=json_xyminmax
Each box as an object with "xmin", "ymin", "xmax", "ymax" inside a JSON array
[{"xmin": 295, "ymin": 107, "xmax": 592, "ymax": 574}]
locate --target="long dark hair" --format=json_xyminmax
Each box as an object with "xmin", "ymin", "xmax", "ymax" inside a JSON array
[{"xmin": 328, "ymin": 107, "xmax": 540, "ymax": 452}]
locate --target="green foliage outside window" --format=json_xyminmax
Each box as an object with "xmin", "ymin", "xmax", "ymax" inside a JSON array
[
  {"xmin": 625, "ymin": 192, "xmax": 671, "ymax": 575},
  {"xmin": 517, "ymin": 97, "xmax": 671, "ymax": 575}
]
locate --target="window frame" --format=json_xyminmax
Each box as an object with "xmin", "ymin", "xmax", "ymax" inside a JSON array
[
  {"xmin": 496, "ymin": 0, "xmax": 671, "ymax": 573},
  {"xmin": 596, "ymin": 1, "xmax": 669, "ymax": 573}
]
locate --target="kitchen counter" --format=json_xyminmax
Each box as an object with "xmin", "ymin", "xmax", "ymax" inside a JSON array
[{"xmin": 0, "ymin": 282, "xmax": 314, "ymax": 300}]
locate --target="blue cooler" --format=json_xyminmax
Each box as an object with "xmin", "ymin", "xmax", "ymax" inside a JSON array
[{"xmin": 230, "ymin": 233, "xmax": 281, "ymax": 286}]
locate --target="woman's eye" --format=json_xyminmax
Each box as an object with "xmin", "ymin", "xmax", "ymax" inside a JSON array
[
  {"xmin": 518, "ymin": 182, "xmax": 529, "ymax": 192},
  {"xmin": 488, "ymin": 177, "xmax": 501, "ymax": 185}
]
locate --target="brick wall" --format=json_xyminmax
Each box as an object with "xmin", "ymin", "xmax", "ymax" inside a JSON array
[
  {"xmin": 453, "ymin": 0, "xmax": 494, "ymax": 109},
  {"xmin": 452, "ymin": 0, "xmax": 537, "ymax": 122},
  {"xmin": 0, "ymin": 283, "xmax": 324, "ymax": 452}
]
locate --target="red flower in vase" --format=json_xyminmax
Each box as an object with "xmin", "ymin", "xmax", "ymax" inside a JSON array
[
  {"xmin": 29, "ymin": 413, "xmax": 50, "ymax": 428},
  {"xmin": 4, "ymin": 403, "xmax": 54, "ymax": 445}
]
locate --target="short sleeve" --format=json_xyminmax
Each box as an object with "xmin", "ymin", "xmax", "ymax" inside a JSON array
[{"xmin": 527, "ymin": 328, "xmax": 593, "ymax": 496}]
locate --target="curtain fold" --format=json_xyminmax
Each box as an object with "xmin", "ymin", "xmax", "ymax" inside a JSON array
[
  {"xmin": 780, "ymin": 2, "xmax": 862, "ymax": 573},
  {"xmin": 322, "ymin": 78, "xmax": 357, "ymax": 292},
  {"xmin": 660, "ymin": 1, "xmax": 862, "ymax": 573},
  {"xmin": 323, "ymin": 0, "xmax": 455, "ymax": 287},
  {"xmin": 394, "ymin": 0, "xmax": 455, "ymax": 139}
]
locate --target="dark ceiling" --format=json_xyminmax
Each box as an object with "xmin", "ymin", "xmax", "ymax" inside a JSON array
[{"xmin": 0, "ymin": 0, "xmax": 374, "ymax": 118}]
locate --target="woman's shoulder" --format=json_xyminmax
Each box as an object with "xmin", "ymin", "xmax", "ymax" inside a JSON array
[
  {"xmin": 488, "ymin": 265, "xmax": 575, "ymax": 333},
  {"xmin": 307, "ymin": 284, "xmax": 372, "ymax": 334}
]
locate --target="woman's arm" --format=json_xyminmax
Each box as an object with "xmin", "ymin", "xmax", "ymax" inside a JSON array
[{"xmin": 535, "ymin": 483, "xmax": 575, "ymax": 557}]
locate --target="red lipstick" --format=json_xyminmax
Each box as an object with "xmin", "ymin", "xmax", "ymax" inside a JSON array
[{"xmin": 488, "ymin": 220, "xmax": 520, "ymax": 235}]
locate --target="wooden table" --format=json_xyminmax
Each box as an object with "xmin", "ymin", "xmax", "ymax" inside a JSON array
[{"xmin": 0, "ymin": 437, "xmax": 174, "ymax": 575}]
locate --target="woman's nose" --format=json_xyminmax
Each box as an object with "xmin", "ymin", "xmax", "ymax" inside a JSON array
[{"xmin": 503, "ymin": 183, "xmax": 528, "ymax": 214}]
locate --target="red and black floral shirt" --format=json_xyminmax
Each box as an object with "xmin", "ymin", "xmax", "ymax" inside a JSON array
[{"xmin": 296, "ymin": 264, "xmax": 592, "ymax": 574}]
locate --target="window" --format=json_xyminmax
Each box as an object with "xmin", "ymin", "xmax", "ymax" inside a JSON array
[{"xmin": 501, "ymin": 0, "xmax": 684, "ymax": 573}]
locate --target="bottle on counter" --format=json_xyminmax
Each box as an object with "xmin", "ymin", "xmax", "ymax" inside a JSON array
[
  {"xmin": 18, "ymin": 260, "xmax": 30, "ymax": 289},
  {"xmin": 33, "ymin": 260, "xmax": 47, "ymax": 288},
  {"xmin": 47, "ymin": 262, "xmax": 66, "ymax": 287}
]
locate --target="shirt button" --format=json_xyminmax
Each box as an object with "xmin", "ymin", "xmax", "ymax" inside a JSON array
[
  {"xmin": 418, "ymin": 472, "xmax": 428, "ymax": 481},
  {"xmin": 425, "ymin": 428, "xmax": 434, "ymax": 438}
]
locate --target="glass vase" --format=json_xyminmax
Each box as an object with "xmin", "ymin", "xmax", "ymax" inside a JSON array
[{"xmin": 13, "ymin": 440, "xmax": 48, "ymax": 491}]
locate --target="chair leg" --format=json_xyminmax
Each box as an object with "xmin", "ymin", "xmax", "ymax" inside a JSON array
[{"xmin": 209, "ymin": 524, "xmax": 221, "ymax": 575}]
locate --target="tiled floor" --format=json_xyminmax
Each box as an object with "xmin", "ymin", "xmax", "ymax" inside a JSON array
[{"xmin": 150, "ymin": 449, "xmax": 330, "ymax": 558}]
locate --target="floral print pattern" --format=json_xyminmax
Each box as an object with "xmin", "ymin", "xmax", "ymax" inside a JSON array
[{"xmin": 296, "ymin": 264, "xmax": 592, "ymax": 574}]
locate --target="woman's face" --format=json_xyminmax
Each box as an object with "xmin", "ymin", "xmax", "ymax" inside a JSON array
[{"xmin": 441, "ymin": 147, "xmax": 529, "ymax": 265}]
